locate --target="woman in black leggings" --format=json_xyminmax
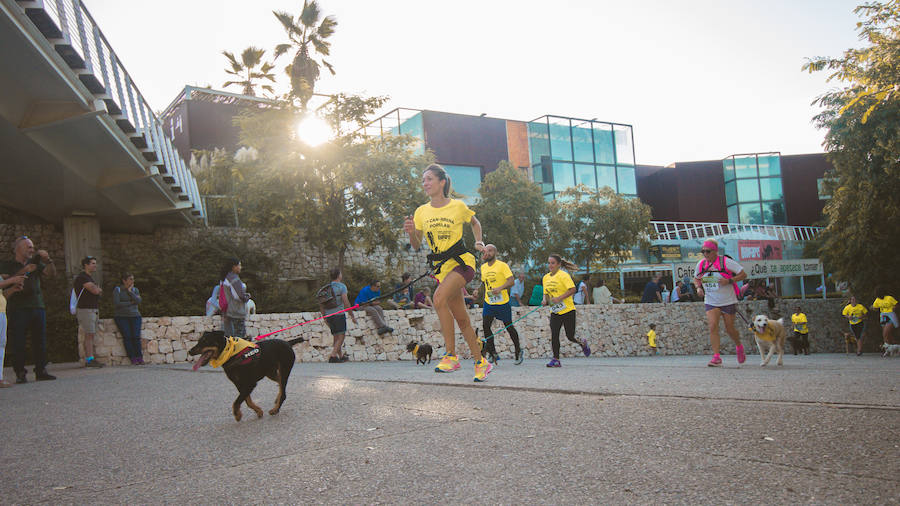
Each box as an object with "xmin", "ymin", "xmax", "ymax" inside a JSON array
[{"xmin": 542, "ymin": 254, "xmax": 591, "ymax": 367}]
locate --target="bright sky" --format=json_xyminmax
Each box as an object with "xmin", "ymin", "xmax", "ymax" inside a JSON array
[{"xmin": 83, "ymin": 0, "xmax": 862, "ymax": 166}]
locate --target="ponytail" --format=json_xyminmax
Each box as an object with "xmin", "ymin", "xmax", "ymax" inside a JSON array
[
  {"xmin": 425, "ymin": 164, "xmax": 451, "ymax": 198},
  {"xmin": 550, "ymin": 254, "xmax": 579, "ymax": 272}
]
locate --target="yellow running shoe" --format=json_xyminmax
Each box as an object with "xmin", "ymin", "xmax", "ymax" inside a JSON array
[
  {"xmin": 473, "ymin": 357, "xmax": 493, "ymax": 382},
  {"xmin": 435, "ymin": 353, "xmax": 460, "ymax": 373}
]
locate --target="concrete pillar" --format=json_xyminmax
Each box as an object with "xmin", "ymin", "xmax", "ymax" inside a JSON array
[{"xmin": 63, "ymin": 216, "xmax": 102, "ymax": 283}]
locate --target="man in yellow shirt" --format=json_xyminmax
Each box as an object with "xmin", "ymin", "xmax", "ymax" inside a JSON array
[
  {"xmin": 790, "ymin": 306, "xmax": 810, "ymax": 355},
  {"xmin": 479, "ymin": 245, "xmax": 524, "ymax": 365},
  {"xmin": 842, "ymin": 296, "xmax": 867, "ymax": 355},
  {"xmin": 542, "ymin": 254, "xmax": 591, "ymax": 367}
]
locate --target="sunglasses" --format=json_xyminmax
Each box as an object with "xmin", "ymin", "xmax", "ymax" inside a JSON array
[{"xmin": 701, "ymin": 249, "xmax": 715, "ymax": 254}]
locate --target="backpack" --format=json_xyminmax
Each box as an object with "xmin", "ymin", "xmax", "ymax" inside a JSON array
[
  {"xmin": 217, "ymin": 281, "xmax": 229, "ymax": 314},
  {"xmin": 698, "ymin": 255, "xmax": 741, "ymax": 298},
  {"xmin": 69, "ymin": 288, "xmax": 84, "ymax": 315},
  {"xmin": 316, "ymin": 283, "xmax": 339, "ymax": 310},
  {"xmin": 206, "ymin": 285, "xmax": 221, "ymax": 316}
]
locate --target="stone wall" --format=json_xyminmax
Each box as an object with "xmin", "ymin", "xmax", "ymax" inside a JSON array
[{"xmin": 81, "ymin": 299, "xmax": 852, "ymax": 365}]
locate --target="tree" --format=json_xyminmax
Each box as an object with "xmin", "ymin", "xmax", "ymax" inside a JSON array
[
  {"xmin": 803, "ymin": 1, "xmax": 900, "ymax": 123},
  {"xmin": 222, "ymin": 46, "xmax": 277, "ymax": 97},
  {"xmin": 273, "ymin": 1, "xmax": 337, "ymax": 109},
  {"xmin": 471, "ymin": 161, "xmax": 545, "ymax": 265},
  {"xmin": 230, "ymin": 96, "xmax": 433, "ymax": 271},
  {"xmin": 541, "ymin": 184, "xmax": 653, "ymax": 275},
  {"xmin": 805, "ymin": 1, "xmax": 900, "ymax": 298}
]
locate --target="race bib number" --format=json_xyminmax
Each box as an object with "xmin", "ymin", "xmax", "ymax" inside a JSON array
[
  {"xmin": 849, "ymin": 316, "xmax": 861, "ymax": 324},
  {"xmin": 550, "ymin": 302, "xmax": 566, "ymax": 313},
  {"xmin": 701, "ymin": 276, "xmax": 719, "ymax": 292},
  {"xmin": 795, "ymin": 323, "xmax": 807, "ymax": 332},
  {"xmin": 487, "ymin": 292, "xmax": 503, "ymax": 304}
]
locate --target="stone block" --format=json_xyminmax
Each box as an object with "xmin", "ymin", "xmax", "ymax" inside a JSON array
[
  {"xmin": 173, "ymin": 350, "xmax": 187, "ymax": 362},
  {"xmin": 171, "ymin": 340, "xmax": 184, "ymax": 351},
  {"xmin": 158, "ymin": 341, "xmax": 173, "ymax": 354},
  {"xmin": 165, "ymin": 352, "xmax": 174, "ymax": 364},
  {"xmin": 147, "ymin": 340, "xmax": 159, "ymax": 354}
]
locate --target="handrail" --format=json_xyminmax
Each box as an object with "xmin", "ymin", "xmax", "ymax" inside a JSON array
[{"xmin": 651, "ymin": 221, "xmax": 822, "ymax": 242}]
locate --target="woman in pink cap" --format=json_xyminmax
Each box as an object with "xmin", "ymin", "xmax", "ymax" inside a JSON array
[{"xmin": 693, "ymin": 239, "xmax": 748, "ymax": 367}]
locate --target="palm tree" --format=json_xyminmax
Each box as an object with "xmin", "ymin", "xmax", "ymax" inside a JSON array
[
  {"xmin": 222, "ymin": 46, "xmax": 277, "ymax": 97},
  {"xmin": 273, "ymin": 1, "xmax": 337, "ymax": 109}
]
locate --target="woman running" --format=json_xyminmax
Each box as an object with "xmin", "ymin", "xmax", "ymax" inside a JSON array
[
  {"xmin": 871, "ymin": 287, "xmax": 898, "ymax": 345},
  {"xmin": 404, "ymin": 164, "xmax": 491, "ymax": 382},
  {"xmin": 693, "ymin": 239, "xmax": 747, "ymax": 367},
  {"xmin": 842, "ymin": 295, "xmax": 867, "ymax": 355},
  {"xmin": 542, "ymin": 254, "xmax": 591, "ymax": 367}
]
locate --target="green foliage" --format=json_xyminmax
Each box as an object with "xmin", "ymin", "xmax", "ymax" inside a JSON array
[
  {"xmin": 472, "ymin": 161, "xmax": 546, "ymax": 264},
  {"xmin": 541, "ymin": 185, "xmax": 653, "ymax": 274},
  {"xmin": 803, "ymin": 1, "xmax": 900, "ymax": 123},
  {"xmin": 806, "ymin": 1, "xmax": 900, "ymax": 299},
  {"xmin": 222, "ymin": 46, "xmax": 277, "ymax": 97}
]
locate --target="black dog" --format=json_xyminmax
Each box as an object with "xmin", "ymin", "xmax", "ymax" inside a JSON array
[
  {"xmin": 789, "ymin": 331, "xmax": 810, "ymax": 355},
  {"xmin": 406, "ymin": 341, "xmax": 433, "ymax": 364},
  {"xmin": 189, "ymin": 331, "xmax": 302, "ymax": 421}
]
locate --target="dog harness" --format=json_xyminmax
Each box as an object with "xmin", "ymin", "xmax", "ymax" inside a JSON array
[
  {"xmin": 698, "ymin": 255, "xmax": 741, "ymax": 298},
  {"xmin": 425, "ymin": 231, "xmax": 469, "ymax": 275},
  {"xmin": 209, "ymin": 336, "xmax": 258, "ymax": 368},
  {"xmin": 753, "ymin": 325, "xmax": 778, "ymax": 342},
  {"xmin": 412, "ymin": 345, "xmax": 419, "ymax": 356}
]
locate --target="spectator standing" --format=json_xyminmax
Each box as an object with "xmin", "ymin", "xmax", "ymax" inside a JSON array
[
  {"xmin": 670, "ymin": 281, "xmax": 681, "ymax": 303},
  {"xmin": 321, "ymin": 268, "xmax": 357, "ymax": 363},
  {"xmin": 528, "ymin": 283, "xmax": 544, "ymax": 306},
  {"xmin": 221, "ymin": 258, "xmax": 251, "ymax": 338},
  {"xmin": 573, "ymin": 276, "xmax": 590, "ymax": 305},
  {"xmin": 641, "ymin": 273, "xmax": 662, "ymax": 303},
  {"xmin": 660, "ymin": 284, "xmax": 670, "ymax": 304},
  {"xmin": 510, "ymin": 272, "xmax": 525, "ymax": 307},
  {"xmin": 74, "ymin": 256, "xmax": 103, "ymax": 368},
  {"xmin": 0, "ymin": 236, "xmax": 57, "ymax": 383},
  {"xmin": 790, "ymin": 306, "xmax": 810, "ymax": 355},
  {"xmin": 0, "ymin": 273, "xmax": 26, "ymax": 387},
  {"xmin": 593, "ymin": 278, "xmax": 623, "ymax": 304},
  {"xmin": 355, "ymin": 280, "xmax": 393, "ymax": 335},
  {"xmin": 113, "ymin": 272, "xmax": 143, "ymax": 365},
  {"xmin": 842, "ymin": 296, "xmax": 867, "ymax": 356}
]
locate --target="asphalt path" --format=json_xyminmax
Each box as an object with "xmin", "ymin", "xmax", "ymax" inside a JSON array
[{"xmin": 1, "ymin": 353, "xmax": 898, "ymax": 504}]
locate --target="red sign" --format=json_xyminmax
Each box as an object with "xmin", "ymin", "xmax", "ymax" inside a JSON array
[{"xmin": 738, "ymin": 240, "xmax": 782, "ymax": 261}]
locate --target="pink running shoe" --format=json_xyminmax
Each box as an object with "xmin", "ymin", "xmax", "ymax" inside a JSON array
[
  {"xmin": 707, "ymin": 355, "xmax": 723, "ymax": 367},
  {"xmin": 736, "ymin": 344, "xmax": 746, "ymax": 364}
]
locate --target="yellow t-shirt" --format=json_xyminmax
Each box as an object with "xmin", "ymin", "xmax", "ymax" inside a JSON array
[
  {"xmin": 647, "ymin": 329, "xmax": 657, "ymax": 347},
  {"xmin": 873, "ymin": 296, "xmax": 898, "ymax": 314},
  {"xmin": 481, "ymin": 260, "xmax": 513, "ymax": 305},
  {"xmin": 542, "ymin": 270, "xmax": 576, "ymax": 315},
  {"xmin": 413, "ymin": 199, "xmax": 476, "ymax": 283},
  {"xmin": 842, "ymin": 304, "xmax": 867, "ymax": 325},
  {"xmin": 791, "ymin": 313, "xmax": 808, "ymax": 334}
]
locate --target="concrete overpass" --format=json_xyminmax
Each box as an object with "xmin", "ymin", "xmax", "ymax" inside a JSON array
[{"xmin": 0, "ymin": 0, "xmax": 204, "ymax": 235}]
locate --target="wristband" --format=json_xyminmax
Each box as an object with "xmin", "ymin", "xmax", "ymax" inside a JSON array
[{"xmin": 475, "ymin": 241, "xmax": 485, "ymax": 246}]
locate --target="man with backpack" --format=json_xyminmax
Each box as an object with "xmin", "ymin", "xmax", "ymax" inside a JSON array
[{"xmin": 317, "ymin": 268, "xmax": 357, "ymax": 362}]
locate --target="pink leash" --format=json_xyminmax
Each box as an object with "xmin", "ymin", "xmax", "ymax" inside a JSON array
[{"xmin": 253, "ymin": 304, "xmax": 360, "ymax": 341}]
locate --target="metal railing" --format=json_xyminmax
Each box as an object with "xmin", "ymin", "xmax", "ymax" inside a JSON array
[
  {"xmin": 16, "ymin": 0, "xmax": 204, "ymax": 219},
  {"xmin": 651, "ymin": 221, "xmax": 822, "ymax": 242}
]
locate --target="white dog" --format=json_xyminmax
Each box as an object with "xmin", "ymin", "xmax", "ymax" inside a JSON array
[
  {"xmin": 881, "ymin": 343, "xmax": 900, "ymax": 357},
  {"xmin": 751, "ymin": 315, "xmax": 786, "ymax": 367}
]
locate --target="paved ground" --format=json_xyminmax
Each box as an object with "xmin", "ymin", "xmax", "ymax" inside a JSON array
[{"xmin": 1, "ymin": 353, "xmax": 898, "ymax": 505}]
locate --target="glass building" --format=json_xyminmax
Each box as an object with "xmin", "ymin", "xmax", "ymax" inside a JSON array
[
  {"xmin": 723, "ymin": 153, "xmax": 786, "ymax": 224},
  {"xmin": 528, "ymin": 115, "xmax": 637, "ymax": 200}
]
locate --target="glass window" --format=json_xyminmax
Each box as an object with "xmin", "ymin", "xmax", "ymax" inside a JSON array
[
  {"xmin": 617, "ymin": 165, "xmax": 636, "ymax": 195},
  {"xmin": 734, "ymin": 156, "xmax": 757, "ymax": 179},
  {"xmin": 727, "ymin": 205, "xmax": 739, "ymax": 224},
  {"xmin": 527, "ymin": 120, "xmax": 550, "ymax": 168},
  {"xmin": 725, "ymin": 181, "xmax": 737, "ymax": 205},
  {"xmin": 571, "ymin": 122, "xmax": 594, "ymax": 163},
  {"xmin": 443, "ymin": 165, "xmax": 482, "ymax": 205},
  {"xmin": 723, "ymin": 158, "xmax": 735, "ymax": 182},
  {"xmin": 739, "ymin": 203, "xmax": 763, "ymax": 224},
  {"xmin": 613, "ymin": 125, "xmax": 635, "ymax": 165},
  {"xmin": 759, "ymin": 177, "xmax": 783, "ymax": 201},
  {"xmin": 763, "ymin": 201, "xmax": 786, "ymax": 224},
  {"xmin": 544, "ymin": 192, "xmax": 555, "ymax": 202},
  {"xmin": 548, "ymin": 118, "xmax": 572, "ymax": 161},
  {"xmin": 552, "ymin": 162, "xmax": 575, "ymax": 193},
  {"xmin": 575, "ymin": 163, "xmax": 596, "ymax": 188},
  {"xmin": 596, "ymin": 164, "xmax": 616, "ymax": 191},
  {"xmin": 757, "ymin": 154, "xmax": 781, "ymax": 177},
  {"xmin": 532, "ymin": 165, "xmax": 543, "ymax": 184},
  {"xmin": 593, "ymin": 124, "xmax": 615, "ymax": 164},
  {"xmin": 736, "ymin": 179, "xmax": 760, "ymax": 201}
]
